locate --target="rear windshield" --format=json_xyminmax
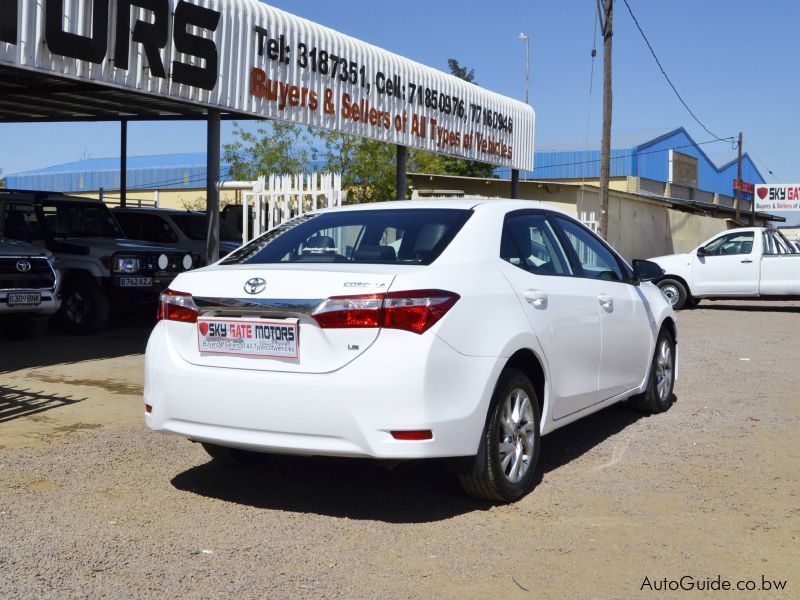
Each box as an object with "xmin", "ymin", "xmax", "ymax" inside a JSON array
[{"xmin": 221, "ymin": 208, "xmax": 472, "ymax": 265}]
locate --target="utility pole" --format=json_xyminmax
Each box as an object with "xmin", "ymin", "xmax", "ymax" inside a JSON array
[
  {"xmin": 735, "ymin": 131, "xmax": 742, "ymax": 222},
  {"xmin": 598, "ymin": 0, "xmax": 613, "ymax": 240}
]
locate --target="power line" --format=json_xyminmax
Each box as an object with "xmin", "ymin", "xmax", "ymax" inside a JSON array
[
  {"xmin": 743, "ymin": 143, "xmax": 781, "ymax": 183},
  {"xmin": 621, "ymin": 0, "xmax": 730, "ymax": 143}
]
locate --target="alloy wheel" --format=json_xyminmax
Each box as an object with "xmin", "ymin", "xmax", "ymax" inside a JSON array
[
  {"xmin": 498, "ymin": 388, "xmax": 536, "ymax": 483},
  {"xmin": 655, "ymin": 338, "xmax": 674, "ymax": 402}
]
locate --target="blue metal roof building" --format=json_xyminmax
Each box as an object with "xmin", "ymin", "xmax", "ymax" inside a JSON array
[
  {"xmin": 2, "ymin": 153, "xmax": 231, "ymax": 192},
  {"xmin": 520, "ymin": 127, "xmax": 764, "ymax": 200}
]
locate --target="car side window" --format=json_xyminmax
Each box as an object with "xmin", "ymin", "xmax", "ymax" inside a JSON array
[
  {"xmin": 702, "ymin": 232, "xmax": 754, "ymax": 256},
  {"xmin": 2, "ymin": 203, "xmax": 45, "ymax": 241},
  {"xmin": 114, "ymin": 213, "xmax": 141, "ymax": 239},
  {"xmin": 554, "ymin": 216, "xmax": 624, "ymax": 282},
  {"xmin": 141, "ymin": 215, "xmax": 178, "ymax": 244},
  {"xmin": 503, "ymin": 213, "xmax": 572, "ymax": 276}
]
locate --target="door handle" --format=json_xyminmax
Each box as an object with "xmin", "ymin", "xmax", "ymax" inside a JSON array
[
  {"xmin": 523, "ymin": 289, "xmax": 548, "ymax": 307},
  {"xmin": 740, "ymin": 259, "xmax": 753, "ymax": 263},
  {"xmin": 598, "ymin": 294, "xmax": 613, "ymax": 309}
]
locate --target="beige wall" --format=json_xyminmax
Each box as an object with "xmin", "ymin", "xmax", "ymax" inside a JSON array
[{"xmin": 576, "ymin": 187, "xmax": 728, "ymax": 258}]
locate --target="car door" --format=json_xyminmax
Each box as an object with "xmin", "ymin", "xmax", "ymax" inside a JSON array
[
  {"xmin": 759, "ymin": 230, "xmax": 800, "ymax": 295},
  {"xmin": 498, "ymin": 211, "xmax": 602, "ymax": 420},
  {"xmin": 692, "ymin": 231, "xmax": 759, "ymax": 296},
  {"xmin": 553, "ymin": 216, "xmax": 653, "ymax": 400}
]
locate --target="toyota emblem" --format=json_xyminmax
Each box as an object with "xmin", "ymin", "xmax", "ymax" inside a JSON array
[
  {"xmin": 15, "ymin": 260, "xmax": 32, "ymax": 272},
  {"xmin": 244, "ymin": 277, "xmax": 266, "ymax": 295}
]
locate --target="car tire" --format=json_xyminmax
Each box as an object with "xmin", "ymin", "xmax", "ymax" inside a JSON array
[
  {"xmin": 629, "ymin": 329, "xmax": 676, "ymax": 414},
  {"xmin": 458, "ymin": 369, "xmax": 541, "ymax": 503},
  {"xmin": 201, "ymin": 442, "xmax": 263, "ymax": 465},
  {"xmin": 60, "ymin": 277, "xmax": 109, "ymax": 334},
  {"xmin": 657, "ymin": 278, "xmax": 689, "ymax": 310},
  {"xmin": 2, "ymin": 315, "xmax": 48, "ymax": 340}
]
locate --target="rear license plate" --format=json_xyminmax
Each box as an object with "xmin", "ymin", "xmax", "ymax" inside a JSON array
[
  {"xmin": 119, "ymin": 277, "xmax": 153, "ymax": 287},
  {"xmin": 8, "ymin": 292, "xmax": 41, "ymax": 306},
  {"xmin": 197, "ymin": 318, "xmax": 299, "ymax": 358}
]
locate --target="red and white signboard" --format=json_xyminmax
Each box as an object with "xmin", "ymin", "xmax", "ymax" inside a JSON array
[
  {"xmin": 754, "ymin": 185, "xmax": 800, "ymax": 212},
  {"xmin": 197, "ymin": 317, "xmax": 299, "ymax": 358}
]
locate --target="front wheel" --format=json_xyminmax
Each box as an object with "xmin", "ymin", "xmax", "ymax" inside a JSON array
[
  {"xmin": 458, "ymin": 369, "xmax": 541, "ymax": 503},
  {"xmin": 629, "ymin": 329, "xmax": 676, "ymax": 414},
  {"xmin": 59, "ymin": 277, "xmax": 109, "ymax": 334},
  {"xmin": 657, "ymin": 278, "xmax": 689, "ymax": 310}
]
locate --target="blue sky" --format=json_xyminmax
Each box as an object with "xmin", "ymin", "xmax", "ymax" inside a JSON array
[{"xmin": 1, "ymin": 0, "xmax": 798, "ymax": 223}]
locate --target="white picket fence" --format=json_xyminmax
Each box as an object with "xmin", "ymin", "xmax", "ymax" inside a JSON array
[{"xmin": 241, "ymin": 172, "xmax": 344, "ymax": 242}]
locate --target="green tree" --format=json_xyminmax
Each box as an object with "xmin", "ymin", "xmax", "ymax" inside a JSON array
[
  {"xmin": 447, "ymin": 59, "xmax": 476, "ymax": 84},
  {"xmin": 314, "ymin": 130, "xmax": 395, "ymax": 203},
  {"xmin": 223, "ymin": 121, "xmax": 315, "ymax": 180}
]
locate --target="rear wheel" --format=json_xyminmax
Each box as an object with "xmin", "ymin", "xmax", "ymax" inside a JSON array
[
  {"xmin": 458, "ymin": 369, "xmax": 541, "ymax": 503},
  {"xmin": 630, "ymin": 329, "xmax": 676, "ymax": 414},
  {"xmin": 60, "ymin": 277, "xmax": 109, "ymax": 334},
  {"xmin": 657, "ymin": 278, "xmax": 689, "ymax": 310},
  {"xmin": 201, "ymin": 442, "xmax": 263, "ymax": 465}
]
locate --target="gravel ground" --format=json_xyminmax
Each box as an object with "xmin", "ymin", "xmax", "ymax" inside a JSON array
[{"xmin": 1, "ymin": 300, "xmax": 798, "ymax": 598}]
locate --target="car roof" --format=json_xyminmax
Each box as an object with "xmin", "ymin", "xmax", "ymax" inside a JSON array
[
  {"xmin": 314, "ymin": 198, "xmax": 572, "ymax": 216},
  {"xmin": 0, "ymin": 192, "xmax": 102, "ymax": 205},
  {"xmin": 112, "ymin": 207, "xmax": 200, "ymax": 215}
]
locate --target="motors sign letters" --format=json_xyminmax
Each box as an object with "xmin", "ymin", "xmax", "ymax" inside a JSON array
[{"xmin": 0, "ymin": 0, "xmax": 534, "ymax": 168}]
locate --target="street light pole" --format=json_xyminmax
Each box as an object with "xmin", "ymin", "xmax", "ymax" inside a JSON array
[{"xmin": 518, "ymin": 33, "xmax": 530, "ymax": 104}]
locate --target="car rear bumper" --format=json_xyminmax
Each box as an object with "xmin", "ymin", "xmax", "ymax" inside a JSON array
[{"xmin": 144, "ymin": 322, "xmax": 501, "ymax": 459}]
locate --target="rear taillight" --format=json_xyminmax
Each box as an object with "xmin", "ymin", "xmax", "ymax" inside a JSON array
[
  {"xmin": 157, "ymin": 289, "xmax": 199, "ymax": 323},
  {"xmin": 311, "ymin": 290, "xmax": 459, "ymax": 334},
  {"xmin": 310, "ymin": 294, "xmax": 383, "ymax": 328},
  {"xmin": 383, "ymin": 290, "xmax": 460, "ymax": 334}
]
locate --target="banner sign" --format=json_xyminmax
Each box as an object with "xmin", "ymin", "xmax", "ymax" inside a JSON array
[
  {"xmin": 755, "ymin": 184, "xmax": 800, "ymax": 212},
  {"xmin": 733, "ymin": 179, "xmax": 754, "ymax": 195},
  {"xmin": 0, "ymin": 0, "xmax": 535, "ymax": 170}
]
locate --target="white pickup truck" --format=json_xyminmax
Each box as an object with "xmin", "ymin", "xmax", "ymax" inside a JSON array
[{"xmin": 649, "ymin": 227, "xmax": 800, "ymax": 309}]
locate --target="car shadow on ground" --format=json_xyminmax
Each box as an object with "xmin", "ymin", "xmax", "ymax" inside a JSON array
[
  {"xmin": 0, "ymin": 385, "xmax": 86, "ymax": 423},
  {"xmin": 0, "ymin": 314, "xmax": 154, "ymax": 371},
  {"xmin": 697, "ymin": 302, "xmax": 800, "ymax": 313},
  {"xmin": 170, "ymin": 403, "xmax": 650, "ymax": 523}
]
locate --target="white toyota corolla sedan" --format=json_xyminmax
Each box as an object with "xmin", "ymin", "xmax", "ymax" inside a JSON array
[{"xmin": 145, "ymin": 199, "xmax": 677, "ymax": 502}]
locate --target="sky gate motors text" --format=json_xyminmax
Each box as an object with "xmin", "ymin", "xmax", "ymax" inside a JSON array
[{"xmin": 0, "ymin": 0, "xmax": 221, "ymax": 91}]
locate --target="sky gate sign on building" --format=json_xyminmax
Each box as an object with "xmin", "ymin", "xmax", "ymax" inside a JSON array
[
  {"xmin": 0, "ymin": 0, "xmax": 535, "ymax": 170},
  {"xmin": 755, "ymin": 184, "xmax": 800, "ymax": 212}
]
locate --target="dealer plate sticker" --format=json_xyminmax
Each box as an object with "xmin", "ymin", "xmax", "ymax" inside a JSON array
[{"xmin": 197, "ymin": 318, "xmax": 299, "ymax": 358}]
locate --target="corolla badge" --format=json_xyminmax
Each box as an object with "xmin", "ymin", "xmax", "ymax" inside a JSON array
[
  {"xmin": 244, "ymin": 277, "xmax": 266, "ymax": 295},
  {"xmin": 15, "ymin": 260, "xmax": 32, "ymax": 272}
]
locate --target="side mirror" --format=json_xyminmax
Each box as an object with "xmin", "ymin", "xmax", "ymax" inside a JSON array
[
  {"xmin": 632, "ymin": 259, "xmax": 664, "ymax": 283},
  {"xmin": 696, "ymin": 246, "xmax": 707, "ymax": 257}
]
